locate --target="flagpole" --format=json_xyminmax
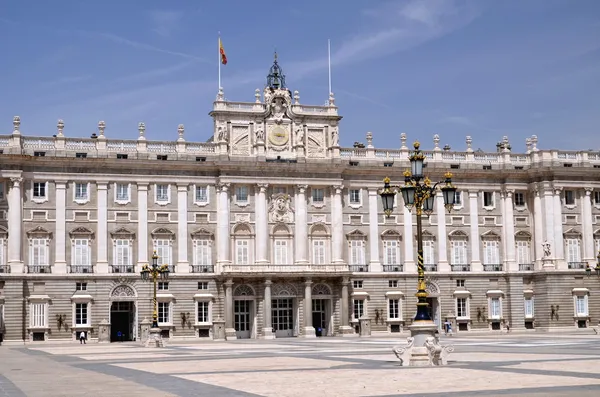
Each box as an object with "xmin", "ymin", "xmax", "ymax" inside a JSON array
[
  {"xmin": 218, "ymin": 32, "xmax": 222, "ymax": 90},
  {"xmin": 328, "ymin": 39, "xmax": 332, "ymax": 95}
]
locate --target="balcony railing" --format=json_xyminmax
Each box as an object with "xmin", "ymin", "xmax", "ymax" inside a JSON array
[
  {"xmin": 451, "ymin": 264, "xmax": 471, "ymax": 272},
  {"xmin": 519, "ymin": 263, "xmax": 534, "ymax": 271},
  {"xmin": 349, "ymin": 264, "xmax": 369, "ymax": 272},
  {"xmin": 222, "ymin": 264, "xmax": 349, "ymax": 273},
  {"xmin": 483, "ymin": 264, "xmax": 503, "ymax": 272},
  {"xmin": 191, "ymin": 265, "xmax": 214, "ymax": 273},
  {"xmin": 70, "ymin": 265, "xmax": 93, "ymax": 273},
  {"xmin": 29, "ymin": 265, "xmax": 51, "ymax": 274},
  {"xmin": 383, "ymin": 264, "xmax": 404, "ymax": 272},
  {"xmin": 0, "ymin": 265, "xmax": 10, "ymax": 273},
  {"xmin": 111, "ymin": 265, "xmax": 135, "ymax": 273},
  {"xmin": 424, "ymin": 264, "xmax": 438, "ymax": 272},
  {"xmin": 568, "ymin": 262, "xmax": 587, "ymax": 269}
]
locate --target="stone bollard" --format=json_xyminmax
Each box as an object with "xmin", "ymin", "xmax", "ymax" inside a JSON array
[
  {"xmin": 213, "ymin": 318, "xmax": 226, "ymax": 341},
  {"xmin": 140, "ymin": 318, "xmax": 151, "ymax": 344},
  {"xmin": 98, "ymin": 319, "xmax": 111, "ymax": 343},
  {"xmin": 359, "ymin": 317, "xmax": 371, "ymax": 337}
]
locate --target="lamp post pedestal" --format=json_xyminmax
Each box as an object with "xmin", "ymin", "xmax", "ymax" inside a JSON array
[
  {"xmin": 410, "ymin": 321, "xmax": 439, "ymax": 366},
  {"xmin": 145, "ymin": 327, "xmax": 165, "ymax": 348}
]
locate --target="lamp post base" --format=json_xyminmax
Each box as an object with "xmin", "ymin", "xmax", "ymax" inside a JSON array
[
  {"xmin": 392, "ymin": 321, "xmax": 454, "ymax": 367},
  {"xmin": 144, "ymin": 327, "xmax": 165, "ymax": 348}
]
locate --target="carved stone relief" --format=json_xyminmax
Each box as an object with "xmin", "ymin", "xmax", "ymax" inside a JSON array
[{"xmin": 268, "ymin": 193, "xmax": 294, "ymax": 223}]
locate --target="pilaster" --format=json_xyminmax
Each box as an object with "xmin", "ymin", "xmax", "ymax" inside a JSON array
[
  {"xmin": 552, "ymin": 186, "xmax": 565, "ymax": 269},
  {"xmin": 255, "ymin": 183, "xmax": 269, "ymax": 264},
  {"xmin": 302, "ymin": 279, "xmax": 316, "ymax": 337},
  {"xmin": 541, "ymin": 183, "xmax": 555, "ymax": 269},
  {"xmin": 532, "ymin": 184, "xmax": 544, "ymax": 268},
  {"xmin": 295, "ymin": 185, "xmax": 309, "ymax": 264},
  {"xmin": 582, "ymin": 188, "xmax": 594, "ymax": 265},
  {"xmin": 339, "ymin": 277, "xmax": 354, "ymax": 335},
  {"xmin": 96, "ymin": 182, "xmax": 109, "ymax": 274},
  {"xmin": 435, "ymin": 191, "xmax": 449, "ymax": 272},
  {"xmin": 503, "ymin": 189, "xmax": 517, "ymax": 271},
  {"xmin": 176, "ymin": 184, "xmax": 189, "ymax": 273},
  {"xmin": 216, "ymin": 182, "xmax": 231, "ymax": 269},
  {"xmin": 7, "ymin": 176, "xmax": 24, "ymax": 273},
  {"xmin": 224, "ymin": 279, "xmax": 237, "ymax": 340},
  {"xmin": 468, "ymin": 191, "xmax": 482, "ymax": 271},
  {"xmin": 331, "ymin": 185, "xmax": 344, "ymax": 264},
  {"xmin": 367, "ymin": 188, "xmax": 381, "ymax": 272},
  {"xmin": 137, "ymin": 183, "xmax": 149, "ymax": 271},
  {"xmin": 53, "ymin": 180, "xmax": 68, "ymax": 274},
  {"xmin": 263, "ymin": 279, "xmax": 275, "ymax": 339}
]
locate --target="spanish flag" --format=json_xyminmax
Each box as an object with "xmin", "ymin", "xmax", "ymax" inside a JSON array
[{"xmin": 219, "ymin": 38, "xmax": 227, "ymax": 65}]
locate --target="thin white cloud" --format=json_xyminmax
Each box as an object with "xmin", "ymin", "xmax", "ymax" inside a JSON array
[{"xmin": 147, "ymin": 10, "xmax": 184, "ymax": 37}]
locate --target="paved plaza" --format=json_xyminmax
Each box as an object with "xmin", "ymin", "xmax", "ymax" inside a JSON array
[{"xmin": 2, "ymin": 334, "xmax": 600, "ymax": 396}]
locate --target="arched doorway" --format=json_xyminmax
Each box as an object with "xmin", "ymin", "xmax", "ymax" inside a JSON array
[
  {"xmin": 272, "ymin": 283, "xmax": 298, "ymax": 338},
  {"xmin": 233, "ymin": 284, "xmax": 255, "ymax": 339},
  {"xmin": 312, "ymin": 283, "xmax": 333, "ymax": 337},
  {"xmin": 109, "ymin": 284, "xmax": 138, "ymax": 342}
]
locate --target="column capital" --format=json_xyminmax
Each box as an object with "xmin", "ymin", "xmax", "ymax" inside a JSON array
[
  {"xmin": 296, "ymin": 184, "xmax": 308, "ymax": 194},
  {"xmin": 54, "ymin": 179, "xmax": 68, "ymax": 188},
  {"xmin": 468, "ymin": 190, "xmax": 478, "ymax": 198},
  {"xmin": 502, "ymin": 189, "xmax": 514, "ymax": 198},
  {"xmin": 304, "ymin": 278, "xmax": 313, "ymax": 285},
  {"xmin": 9, "ymin": 176, "xmax": 23, "ymax": 187},
  {"xmin": 217, "ymin": 182, "xmax": 231, "ymax": 192},
  {"xmin": 342, "ymin": 276, "xmax": 350, "ymax": 285},
  {"xmin": 584, "ymin": 187, "xmax": 593, "ymax": 195},
  {"xmin": 256, "ymin": 183, "xmax": 269, "ymax": 192},
  {"xmin": 552, "ymin": 185, "xmax": 563, "ymax": 195},
  {"xmin": 177, "ymin": 184, "xmax": 189, "ymax": 192},
  {"xmin": 97, "ymin": 182, "xmax": 109, "ymax": 190},
  {"xmin": 333, "ymin": 185, "xmax": 344, "ymax": 194},
  {"xmin": 368, "ymin": 187, "xmax": 379, "ymax": 195},
  {"xmin": 264, "ymin": 279, "xmax": 272, "ymax": 286},
  {"xmin": 137, "ymin": 183, "xmax": 149, "ymax": 191},
  {"xmin": 224, "ymin": 279, "xmax": 234, "ymax": 287}
]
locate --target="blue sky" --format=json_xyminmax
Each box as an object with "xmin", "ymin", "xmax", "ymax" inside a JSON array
[{"xmin": 1, "ymin": 0, "xmax": 599, "ymax": 151}]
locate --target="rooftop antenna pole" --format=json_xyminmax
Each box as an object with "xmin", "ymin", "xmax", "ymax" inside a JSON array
[{"xmin": 328, "ymin": 39, "xmax": 332, "ymax": 95}]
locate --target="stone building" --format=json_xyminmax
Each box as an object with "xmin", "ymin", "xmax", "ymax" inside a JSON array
[{"xmin": 1, "ymin": 58, "xmax": 600, "ymax": 344}]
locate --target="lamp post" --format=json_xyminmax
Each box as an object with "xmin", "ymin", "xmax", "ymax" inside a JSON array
[
  {"xmin": 379, "ymin": 141, "xmax": 457, "ymax": 324},
  {"xmin": 140, "ymin": 251, "xmax": 169, "ymax": 337},
  {"xmin": 585, "ymin": 251, "xmax": 600, "ymax": 278}
]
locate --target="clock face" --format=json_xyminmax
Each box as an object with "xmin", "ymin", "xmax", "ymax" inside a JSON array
[{"xmin": 268, "ymin": 126, "xmax": 289, "ymax": 146}]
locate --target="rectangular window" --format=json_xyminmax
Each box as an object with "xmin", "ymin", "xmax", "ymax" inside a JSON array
[
  {"xmin": 451, "ymin": 240, "xmax": 467, "ymax": 265},
  {"xmin": 73, "ymin": 239, "xmax": 89, "ymax": 266},
  {"xmin": 456, "ymin": 298, "xmax": 468, "ymax": 318},
  {"xmin": 423, "ymin": 240, "xmax": 435, "ymax": 265},
  {"xmin": 273, "ymin": 240, "xmax": 288, "ymax": 264},
  {"xmin": 456, "ymin": 279, "xmax": 465, "ymax": 287},
  {"xmin": 483, "ymin": 192, "xmax": 494, "ymax": 207},
  {"xmin": 31, "ymin": 238, "xmax": 48, "ymax": 266},
  {"xmin": 564, "ymin": 190, "xmax": 575, "ymax": 205},
  {"xmin": 312, "ymin": 240, "xmax": 326, "ymax": 264},
  {"xmin": 389, "ymin": 280, "xmax": 398, "ymax": 288},
  {"xmin": 30, "ymin": 303, "xmax": 47, "ymax": 328},
  {"xmin": 116, "ymin": 184, "xmax": 129, "ymax": 201},
  {"xmin": 454, "ymin": 191, "xmax": 462, "ymax": 206},
  {"xmin": 353, "ymin": 299, "xmax": 364, "ymax": 319},
  {"xmin": 350, "ymin": 240, "xmax": 365, "ymax": 265},
  {"xmin": 594, "ymin": 191, "xmax": 600, "ymax": 205},
  {"xmin": 195, "ymin": 186, "xmax": 208, "ymax": 203},
  {"xmin": 154, "ymin": 240, "xmax": 171, "ymax": 266},
  {"xmin": 158, "ymin": 302, "xmax": 170, "ymax": 325},
  {"xmin": 158, "ymin": 282, "xmax": 169, "ymax": 291},
  {"xmin": 194, "ymin": 240, "xmax": 211, "ymax": 266},
  {"xmin": 198, "ymin": 282, "xmax": 209, "ymax": 290},
  {"xmin": 75, "ymin": 183, "xmax": 88, "ymax": 200},
  {"xmin": 383, "ymin": 240, "xmax": 400, "ymax": 265},
  {"xmin": 75, "ymin": 303, "xmax": 88, "ymax": 325},
  {"xmin": 483, "ymin": 240, "xmax": 500, "ymax": 265},
  {"xmin": 115, "ymin": 240, "xmax": 130, "ymax": 266},
  {"xmin": 514, "ymin": 192, "xmax": 525, "ymax": 206},
  {"xmin": 156, "ymin": 184, "xmax": 169, "ymax": 202},
  {"xmin": 236, "ymin": 240, "xmax": 249, "ymax": 265},
  {"xmin": 575, "ymin": 295, "xmax": 588, "ymax": 316},
  {"xmin": 236, "ymin": 186, "xmax": 248, "ymax": 202},
  {"xmin": 33, "ymin": 182, "xmax": 46, "ymax": 198},
  {"xmin": 388, "ymin": 299, "xmax": 400, "ymax": 319},
  {"xmin": 349, "ymin": 189, "xmax": 361, "ymax": 204},
  {"xmin": 566, "ymin": 238, "xmax": 581, "ymax": 263},
  {"xmin": 516, "ymin": 241, "xmax": 530, "ymax": 265},
  {"xmin": 353, "ymin": 280, "xmax": 363, "ymax": 289},
  {"xmin": 197, "ymin": 301, "xmax": 209, "ymax": 323},
  {"xmin": 0, "ymin": 183, "xmax": 4, "ymax": 200},
  {"xmin": 524, "ymin": 297, "xmax": 534, "ymax": 318},
  {"xmin": 312, "ymin": 188, "xmax": 324, "ymax": 203},
  {"xmin": 76, "ymin": 282, "xmax": 87, "ymax": 291},
  {"xmin": 489, "ymin": 298, "xmax": 501, "ymax": 319}
]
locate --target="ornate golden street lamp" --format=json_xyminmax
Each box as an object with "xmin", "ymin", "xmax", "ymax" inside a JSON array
[
  {"xmin": 379, "ymin": 141, "xmax": 457, "ymax": 323},
  {"xmin": 585, "ymin": 251, "xmax": 600, "ymax": 277},
  {"xmin": 140, "ymin": 251, "xmax": 170, "ymax": 328}
]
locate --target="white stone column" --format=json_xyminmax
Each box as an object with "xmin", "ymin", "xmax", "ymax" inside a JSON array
[
  {"xmin": 7, "ymin": 176, "xmax": 24, "ymax": 273},
  {"xmin": 302, "ymin": 279, "xmax": 316, "ymax": 337},
  {"xmin": 137, "ymin": 183, "xmax": 149, "ymax": 271},
  {"xmin": 53, "ymin": 180, "xmax": 68, "ymax": 274},
  {"xmin": 332, "ymin": 185, "xmax": 344, "ymax": 264},
  {"xmin": 582, "ymin": 188, "xmax": 594, "ymax": 264},
  {"xmin": 436, "ymin": 191, "xmax": 449, "ymax": 272},
  {"xmin": 542, "ymin": 184, "xmax": 555, "ymax": 256},
  {"xmin": 403, "ymin": 206, "xmax": 415, "ymax": 273},
  {"xmin": 255, "ymin": 183, "xmax": 269, "ymax": 263},
  {"xmin": 532, "ymin": 185, "xmax": 544, "ymax": 266},
  {"xmin": 503, "ymin": 190, "xmax": 517, "ymax": 271},
  {"xmin": 295, "ymin": 185, "xmax": 309, "ymax": 264},
  {"xmin": 96, "ymin": 182, "xmax": 109, "ymax": 274},
  {"xmin": 553, "ymin": 187, "xmax": 565, "ymax": 268},
  {"xmin": 217, "ymin": 183, "xmax": 231, "ymax": 270},
  {"xmin": 367, "ymin": 188, "xmax": 381, "ymax": 272},
  {"xmin": 339, "ymin": 277, "xmax": 354, "ymax": 335},
  {"xmin": 176, "ymin": 184, "xmax": 189, "ymax": 273},
  {"xmin": 469, "ymin": 191, "xmax": 482, "ymax": 271},
  {"xmin": 224, "ymin": 279, "xmax": 237, "ymax": 340}
]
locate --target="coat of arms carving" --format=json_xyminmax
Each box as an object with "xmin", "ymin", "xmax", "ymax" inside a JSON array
[{"xmin": 268, "ymin": 193, "xmax": 294, "ymax": 223}]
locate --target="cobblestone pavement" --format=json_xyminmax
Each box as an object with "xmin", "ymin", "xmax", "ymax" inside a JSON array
[{"xmin": 2, "ymin": 333, "xmax": 600, "ymax": 396}]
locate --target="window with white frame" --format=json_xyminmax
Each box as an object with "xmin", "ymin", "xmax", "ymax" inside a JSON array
[
  {"xmin": 353, "ymin": 299, "xmax": 365, "ymax": 320},
  {"xmin": 353, "ymin": 280, "xmax": 363, "ymax": 289},
  {"xmin": 516, "ymin": 240, "xmax": 531, "ymax": 265},
  {"xmin": 154, "ymin": 240, "xmax": 171, "ymax": 266},
  {"xmin": 483, "ymin": 239, "xmax": 500, "ymax": 265},
  {"xmin": 451, "ymin": 240, "xmax": 468, "ymax": 265},
  {"xmin": 193, "ymin": 239, "xmax": 211, "ymax": 266},
  {"xmin": 72, "ymin": 239, "xmax": 90, "ymax": 266},
  {"xmin": 514, "ymin": 192, "xmax": 525, "ymax": 207},
  {"xmin": 349, "ymin": 240, "xmax": 366, "ymax": 265},
  {"xmin": 565, "ymin": 238, "xmax": 581, "ymax": 264},
  {"xmin": 454, "ymin": 191, "xmax": 462, "ymax": 206},
  {"xmin": 195, "ymin": 185, "xmax": 208, "ymax": 204},
  {"xmin": 564, "ymin": 190, "xmax": 575, "ymax": 206},
  {"xmin": 158, "ymin": 282, "xmax": 169, "ymax": 291},
  {"xmin": 383, "ymin": 240, "xmax": 400, "ymax": 265},
  {"xmin": 114, "ymin": 239, "xmax": 131, "ymax": 267},
  {"xmin": 198, "ymin": 281, "xmax": 209, "ymax": 290},
  {"xmin": 156, "ymin": 184, "xmax": 169, "ymax": 203},
  {"xmin": 489, "ymin": 297, "xmax": 502, "ymax": 319},
  {"xmin": 74, "ymin": 182, "xmax": 89, "ymax": 202},
  {"xmin": 388, "ymin": 298, "xmax": 400, "ymax": 320},
  {"xmin": 312, "ymin": 188, "xmax": 324, "ymax": 204},
  {"xmin": 423, "ymin": 239, "xmax": 435, "ymax": 265},
  {"xmin": 30, "ymin": 238, "xmax": 49, "ymax": 266},
  {"xmin": 456, "ymin": 297, "xmax": 469, "ymax": 319},
  {"xmin": 575, "ymin": 294, "xmax": 588, "ymax": 316},
  {"xmin": 235, "ymin": 186, "xmax": 248, "ymax": 203},
  {"xmin": 524, "ymin": 296, "xmax": 534, "ymax": 318},
  {"xmin": 236, "ymin": 240, "xmax": 249, "ymax": 265},
  {"xmin": 32, "ymin": 182, "xmax": 47, "ymax": 200},
  {"xmin": 273, "ymin": 239, "xmax": 288, "ymax": 264},
  {"xmin": 30, "ymin": 302, "xmax": 47, "ymax": 328},
  {"xmin": 196, "ymin": 300, "xmax": 210, "ymax": 324},
  {"xmin": 115, "ymin": 183, "xmax": 130, "ymax": 203},
  {"xmin": 74, "ymin": 302, "xmax": 89, "ymax": 326},
  {"xmin": 483, "ymin": 191, "xmax": 494, "ymax": 207},
  {"xmin": 349, "ymin": 189, "xmax": 361, "ymax": 205},
  {"xmin": 312, "ymin": 240, "xmax": 326, "ymax": 264},
  {"xmin": 158, "ymin": 301, "xmax": 171, "ymax": 325}
]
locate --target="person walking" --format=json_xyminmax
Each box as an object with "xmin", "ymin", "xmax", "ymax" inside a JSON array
[
  {"xmin": 505, "ymin": 321, "xmax": 510, "ymax": 333},
  {"xmin": 79, "ymin": 330, "xmax": 87, "ymax": 344}
]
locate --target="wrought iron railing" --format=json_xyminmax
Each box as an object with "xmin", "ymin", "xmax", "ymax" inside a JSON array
[
  {"xmin": 519, "ymin": 263, "xmax": 534, "ymax": 271},
  {"xmin": 424, "ymin": 264, "xmax": 438, "ymax": 272},
  {"xmin": 568, "ymin": 262, "xmax": 587, "ymax": 269},
  {"xmin": 70, "ymin": 265, "xmax": 93, "ymax": 273},
  {"xmin": 451, "ymin": 264, "xmax": 471, "ymax": 272},
  {"xmin": 382, "ymin": 264, "xmax": 404, "ymax": 272},
  {"xmin": 0, "ymin": 265, "xmax": 10, "ymax": 273},
  {"xmin": 29, "ymin": 265, "xmax": 51, "ymax": 274},
  {"xmin": 191, "ymin": 265, "xmax": 215, "ymax": 273},
  {"xmin": 483, "ymin": 264, "xmax": 503, "ymax": 272},
  {"xmin": 349, "ymin": 264, "xmax": 369, "ymax": 272},
  {"xmin": 111, "ymin": 265, "xmax": 135, "ymax": 273}
]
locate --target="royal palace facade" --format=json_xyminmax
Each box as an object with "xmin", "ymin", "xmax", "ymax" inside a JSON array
[{"xmin": 1, "ymin": 60, "xmax": 600, "ymax": 344}]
